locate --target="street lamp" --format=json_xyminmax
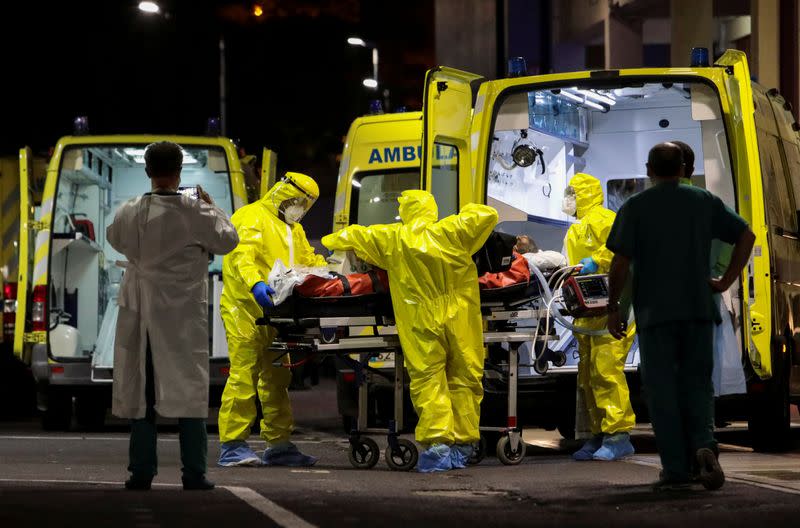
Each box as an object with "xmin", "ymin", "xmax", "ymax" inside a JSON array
[
  {"xmin": 138, "ymin": 1, "xmax": 160, "ymax": 14},
  {"xmin": 137, "ymin": 1, "xmax": 227, "ymax": 135},
  {"xmin": 347, "ymin": 36, "xmax": 379, "ymax": 89}
]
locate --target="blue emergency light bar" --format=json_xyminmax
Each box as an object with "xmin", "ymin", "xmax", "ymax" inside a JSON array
[
  {"xmin": 206, "ymin": 117, "xmax": 222, "ymax": 136},
  {"xmin": 508, "ymin": 57, "xmax": 527, "ymax": 78},
  {"xmin": 73, "ymin": 116, "xmax": 89, "ymax": 135},
  {"xmin": 690, "ymin": 47, "xmax": 710, "ymax": 67},
  {"xmin": 368, "ymin": 99, "xmax": 384, "ymax": 115}
]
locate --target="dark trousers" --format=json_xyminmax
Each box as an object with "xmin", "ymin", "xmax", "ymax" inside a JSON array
[
  {"xmin": 128, "ymin": 339, "xmax": 208, "ymax": 481},
  {"xmin": 638, "ymin": 321, "xmax": 716, "ymax": 481}
]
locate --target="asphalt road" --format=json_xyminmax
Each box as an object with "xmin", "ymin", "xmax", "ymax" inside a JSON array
[{"xmin": 1, "ymin": 381, "xmax": 799, "ymax": 528}]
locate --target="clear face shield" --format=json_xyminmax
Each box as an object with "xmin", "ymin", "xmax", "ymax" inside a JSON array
[
  {"xmin": 562, "ymin": 185, "xmax": 577, "ymax": 217},
  {"xmin": 279, "ymin": 196, "xmax": 314, "ymax": 225},
  {"xmin": 270, "ymin": 178, "xmax": 317, "ymax": 225}
]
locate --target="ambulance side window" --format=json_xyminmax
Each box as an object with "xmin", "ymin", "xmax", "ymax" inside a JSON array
[
  {"xmin": 430, "ymin": 143, "xmax": 458, "ymax": 219},
  {"xmin": 754, "ymin": 91, "xmax": 797, "ymax": 231},
  {"xmin": 349, "ymin": 170, "xmax": 419, "ymax": 226},
  {"xmin": 755, "ymin": 130, "xmax": 796, "ymax": 230}
]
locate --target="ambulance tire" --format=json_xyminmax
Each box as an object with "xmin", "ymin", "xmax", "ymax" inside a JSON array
[
  {"xmin": 749, "ymin": 340, "xmax": 791, "ymax": 453},
  {"xmin": 41, "ymin": 387, "xmax": 73, "ymax": 431},
  {"xmin": 75, "ymin": 394, "xmax": 107, "ymax": 431}
]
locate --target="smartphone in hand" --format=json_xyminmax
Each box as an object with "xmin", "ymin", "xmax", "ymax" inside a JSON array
[{"xmin": 178, "ymin": 186, "xmax": 199, "ymax": 200}]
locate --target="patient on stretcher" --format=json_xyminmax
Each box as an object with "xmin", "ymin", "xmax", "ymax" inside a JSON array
[
  {"xmin": 269, "ymin": 234, "xmax": 566, "ymax": 305},
  {"xmin": 513, "ymin": 235, "xmax": 567, "ymax": 272}
]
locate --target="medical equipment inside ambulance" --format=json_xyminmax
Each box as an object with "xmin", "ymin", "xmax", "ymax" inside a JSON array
[
  {"xmin": 485, "ymin": 78, "xmax": 740, "ymax": 384},
  {"xmin": 48, "ymin": 145, "xmax": 234, "ymax": 368},
  {"xmin": 561, "ymin": 274, "xmax": 610, "ymax": 318}
]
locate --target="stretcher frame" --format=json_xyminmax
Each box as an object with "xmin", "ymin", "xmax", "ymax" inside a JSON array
[{"xmin": 260, "ymin": 288, "xmax": 561, "ymax": 471}]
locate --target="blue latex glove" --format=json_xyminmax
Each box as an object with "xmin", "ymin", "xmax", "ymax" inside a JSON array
[
  {"xmin": 251, "ymin": 281, "xmax": 275, "ymax": 307},
  {"xmin": 578, "ymin": 257, "xmax": 598, "ymax": 275}
]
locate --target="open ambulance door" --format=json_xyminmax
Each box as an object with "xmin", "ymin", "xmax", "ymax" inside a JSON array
[
  {"xmin": 715, "ymin": 50, "xmax": 772, "ymax": 380},
  {"xmin": 422, "ymin": 67, "xmax": 485, "ymax": 216},
  {"xmin": 259, "ymin": 148, "xmax": 278, "ymax": 199},
  {"xmin": 13, "ymin": 147, "xmax": 38, "ymax": 361}
]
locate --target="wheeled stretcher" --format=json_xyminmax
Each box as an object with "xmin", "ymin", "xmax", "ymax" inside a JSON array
[{"xmin": 257, "ymin": 270, "xmax": 567, "ymax": 471}]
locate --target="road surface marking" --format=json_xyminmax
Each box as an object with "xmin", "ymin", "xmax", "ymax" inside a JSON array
[
  {"xmin": 0, "ymin": 478, "xmax": 180, "ymax": 487},
  {"xmin": 0, "ymin": 478, "xmax": 321, "ymax": 525},
  {"xmin": 222, "ymin": 486, "xmax": 317, "ymax": 528},
  {"xmin": 289, "ymin": 469, "xmax": 330, "ymax": 474},
  {"xmin": 625, "ymin": 457, "xmax": 800, "ymax": 496}
]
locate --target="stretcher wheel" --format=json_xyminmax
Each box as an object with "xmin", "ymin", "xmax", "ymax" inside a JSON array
[
  {"xmin": 320, "ymin": 328, "xmax": 337, "ymax": 344},
  {"xmin": 469, "ymin": 436, "xmax": 487, "ymax": 465},
  {"xmin": 496, "ymin": 435, "xmax": 525, "ymax": 465},
  {"xmin": 385, "ymin": 438, "xmax": 418, "ymax": 471},
  {"xmin": 552, "ymin": 351, "xmax": 567, "ymax": 368},
  {"xmin": 349, "ymin": 437, "xmax": 380, "ymax": 469}
]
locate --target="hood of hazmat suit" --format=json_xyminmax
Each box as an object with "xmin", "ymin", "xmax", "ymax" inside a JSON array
[
  {"xmin": 107, "ymin": 193, "xmax": 239, "ymax": 419},
  {"xmin": 322, "ymin": 190, "xmax": 498, "ymax": 446},
  {"xmin": 563, "ymin": 172, "xmax": 636, "ymax": 441},
  {"xmin": 218, "ymin": 172, "xmax": 326, "ymax": 446}
]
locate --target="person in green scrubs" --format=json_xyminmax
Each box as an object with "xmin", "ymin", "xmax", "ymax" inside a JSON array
[{"xmin": 604, "ymin": 142, "xmax": 755, "ymax": 491}]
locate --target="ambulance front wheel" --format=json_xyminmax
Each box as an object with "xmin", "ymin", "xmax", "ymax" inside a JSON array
[
  {"xmin": 496, "ymin": 435, "xmax": 525, "ymax": 465},
  {"xmin": 349, "ymin": 437, "xmax": 380, "ymax": 469},
  {"xmin": 385, "ymin": 439, "xmax": 418, "ymax": 471}
]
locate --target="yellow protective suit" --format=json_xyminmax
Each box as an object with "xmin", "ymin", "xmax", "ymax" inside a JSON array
[
  {"xmin": 565, "ymin": 173, "xmax": 636, "ymax": 435},
  {"xmin": 219, "ymin": 173, "xmax": 326, "ymax": 445},
  {"xmin": 322, "ymin": 190, "xmax": 498, "ymax": 446}
]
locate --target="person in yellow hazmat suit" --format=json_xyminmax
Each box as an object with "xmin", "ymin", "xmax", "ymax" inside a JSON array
[
  {"xmin": 217, "ymin": 172, "xmax": 327, "ymax": 467},
  {"xmin": 322, "ymin": 190, "xmax": 498, "ymax": 472},
  {"xmin": 563, "ymin": 172, "xmax": 637, "ymax": 461}
]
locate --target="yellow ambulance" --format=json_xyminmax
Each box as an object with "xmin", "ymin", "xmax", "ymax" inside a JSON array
[
  {"xmin": 14, "ymin": 127, "xmax": 276, "ymax": 429},
  {"xmin": 331, "ymin": 111, "xmax": 423, "ymax": 429},
  {"xmin": 421, "ymin": 49, "xmax": 800, "ymax": 451}
]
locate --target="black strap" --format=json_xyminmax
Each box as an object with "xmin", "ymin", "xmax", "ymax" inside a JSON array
[
  {"xmin": 368, "ymin": 270, "xmax": 385, "ymax": 294},
  {"xmin": 334, "ymin": 273, "xmax": 352, "ymax": 296}
]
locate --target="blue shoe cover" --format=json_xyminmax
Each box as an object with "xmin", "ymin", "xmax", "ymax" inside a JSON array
[
  {"xmin": 572, "ymin": 435, "xmax": 603, "ymax": 461},
  {"xmin": 450, "ymin": 444, "xmax": 473, "ymax": 469},
  {"xmin": 218, "ymin": 441, "xmax": 262, "ymax": 467},
  {"xmin": 418, "ymin": 444, "xmax": 453, "ymax": 473},
  {"xmin": 262, "ymin": 443, "xmax": 318, "ymax": 467},
  {"xmin": 592, "ymin": 433, "xmax": 635, "ymax": 461}
]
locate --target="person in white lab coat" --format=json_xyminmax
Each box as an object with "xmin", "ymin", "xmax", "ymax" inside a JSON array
[{"xmin": 108, "ymin": 141, "xmax": 239, "ymax": 491}]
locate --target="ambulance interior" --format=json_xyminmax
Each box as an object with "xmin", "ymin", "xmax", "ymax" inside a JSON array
[
  {"xmin": 49, "ymin": 145, "xmax": 234, "ymax": 364},
  {"xmin": 486, "ymin": 81, "xmax": 743, "ymax": 374}
]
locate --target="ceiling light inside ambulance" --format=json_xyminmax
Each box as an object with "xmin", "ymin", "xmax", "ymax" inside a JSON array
[
  {"xmin": 578, "ymin": 89, "xmax": 616, "ymax": 105},
  {"xmin": 370, "ymin": 197, "xmax": 381, "ymax": 203},
  {"xmin": 352, "ymin": 180, "xmax": 362, "ymax": 188},
  {"xmin": 124, "ymin": 148, "xmax": 198, "ymax": 165},
  {"xmin": 562, "ymin": 90, "xmax": 604, "ymax": 111},
  {"xmin": 363, "ymin": 78, "xmax": 378, "ymax": 89},
  {"xmin": 348, "ymin": 37, "xmax": 366, "ymax": 47},
  {"xmin": 138, "ymin": 1, "xmax": 160, "ymax": 14}
]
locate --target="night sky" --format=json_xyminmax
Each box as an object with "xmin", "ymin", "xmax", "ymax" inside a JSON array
[{"xmin": 1, "ymin": 0, "xmax": 435, "ymax": 239}]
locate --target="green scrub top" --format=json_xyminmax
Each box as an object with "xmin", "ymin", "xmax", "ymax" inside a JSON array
[{"xmin": 606, "ymin": 181, "xmax": 748, "ymax": 330}]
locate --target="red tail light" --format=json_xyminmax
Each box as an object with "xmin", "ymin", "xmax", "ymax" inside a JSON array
[
  {"xmin": 3, "ymin": 282, "xmax": 17, "ymax": 341},
  {"xmin": 32, "ymin": 285, "xmax": 47, "ymax": 332},
  {"xmin": 343, "ymin": 372, "xmax": 356, "ymax": 384}
]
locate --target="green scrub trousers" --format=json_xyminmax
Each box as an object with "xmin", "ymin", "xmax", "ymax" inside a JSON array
[
  {"xmin": 128, "ymin": 338, "xmax": 208, "ymax": 481},
  {"xmin": 638, "ymin": 321, "xmax": 716, "ymax": 480}
]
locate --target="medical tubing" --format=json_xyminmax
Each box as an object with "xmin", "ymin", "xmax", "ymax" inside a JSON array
[{"xmin": 528, "ymin": 264, "xmax": 610, "ymax": 337}]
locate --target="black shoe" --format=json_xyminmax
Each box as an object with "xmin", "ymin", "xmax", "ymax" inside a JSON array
[
  {"xmin": 182, "ymin": 476, "xmax": 215, "ymax": 491},
  {"xmin": 652, "ymin": 471, "xmax": 692, "ymax": 491},
  {"xmin": 696, "ymin": 448, "xmax": 725, "ymax": 490},
  {"xmin": 125, "ymin": 476, "xmax": 153, "ymax": 491}
]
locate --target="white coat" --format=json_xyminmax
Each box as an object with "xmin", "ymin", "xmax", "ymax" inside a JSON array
[{"xmin": 107, "ymin": 193, "xmax": 239, "ymax": 419}]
